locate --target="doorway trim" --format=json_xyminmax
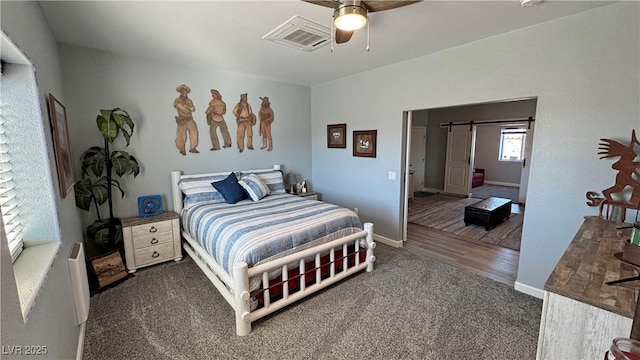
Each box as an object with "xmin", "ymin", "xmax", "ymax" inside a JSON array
[{"xmin": 401, "ymin": 111, "xmax": 412, "ymax": 242}]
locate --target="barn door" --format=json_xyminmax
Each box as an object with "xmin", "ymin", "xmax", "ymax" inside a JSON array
[{"xmin": 443, "ymin": 125, "xmax": 475, "ymax": 196}]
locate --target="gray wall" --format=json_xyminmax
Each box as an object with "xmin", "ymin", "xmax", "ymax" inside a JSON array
[
  {"xmin": 59, "ymin": 45, "xmax": 312, "ymax": 219},
  {"xmin": 409, "ymin": 110, "xmax": 447, "ymax": 191},
  {"xmin": 311, "ymin": 2, "xmax": 639, "ymax": 291},
  {"xmin": 424, "ymin": 114, "xmax": 447, "ymax": 190},
  {"xmin": 474, "ymin": 124, "xmax": 526, "ymax": 184},
  {"xmin": 1, "ymin": 2, "xmax": 85, "ymax": 359},
  {"xmin": 429, "ymin": 99, "xmax": 537, "ymax": 185}
]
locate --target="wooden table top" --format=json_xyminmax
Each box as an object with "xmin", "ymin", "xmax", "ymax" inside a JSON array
[
  {"xmin": 121, "ymin": 211, "xmax": 179, "ymax": 227},
  {"xmin": 545, "ymin": 216, "xmax": 638, "ymax": 318}
]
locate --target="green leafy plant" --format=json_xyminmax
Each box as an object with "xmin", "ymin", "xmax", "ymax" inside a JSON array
[{"xmin": 75, "ymin": 108, "xmax": 140, "ymax": 253}]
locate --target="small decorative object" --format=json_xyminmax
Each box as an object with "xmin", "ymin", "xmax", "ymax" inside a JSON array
[
  {"xmin": 232, "ymin": 93, "xmax": 256, "ymax": 153},
  {"xmin": 353, "ymin": 130, "xmax": 377, "ymax": 158},
  {"xmin": 285, "ymin": 173, "xmax": 299, "ymax": 194},
  {"xmin": 607, "ymin": 338, "xmax": 640, "ymax": 359},
  {"xmin": 89, "ymin": 249, "xmax": 130, "ymax": 290},
  {"xmin": 585, "ymin": 129, "xmax": 640, "ymax": 222},
  {"xmin": 137, "ymin": 195, "xmax": 163, "ymax": 217},
  {"xmin": 47, "ymin": 94, "xmax": 75, "ymax": 198},
  {"xmin": 327, "ymin": 123, "xmax": 347, "ymax": 148},
  {"xmin": 174, "ymin": 84, "xmax": 200, "ymax": 155},
  {"xmin": 204, "ymin": 89, "xmax": 232, "ymax": 151},
  {"xmin": 301, "ymin": 179, "xmax": 308, "ymax": 193},
  {"xmin": 258, "ymin": 96, "xmax": 274, "ymax": 151}
]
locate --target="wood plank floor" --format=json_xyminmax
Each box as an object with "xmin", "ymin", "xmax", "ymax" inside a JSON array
[{"xmin": 405, "ymin": 203, "xmax": 521, "ymax": 287}]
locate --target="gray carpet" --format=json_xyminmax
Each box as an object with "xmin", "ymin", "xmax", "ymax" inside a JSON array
[
  {"xmin": 83, "ymin": 245, "xmax": 542, "ymax": 360},
  {"xmin": 471, "ymin": 185, "xmax": 520, "ymax": 203}
]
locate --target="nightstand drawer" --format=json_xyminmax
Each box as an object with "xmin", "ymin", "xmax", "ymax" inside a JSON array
[
  {"xmin": 122, "ymin": 211, "xmax": 182, "ymax": 273},
  {"xmin": 134, "ymin": 242, "xmax": 175, "ymax": 267},
  {"xmin": 131, "ymin": 220, "xmax": 173, "ymax": 250}
]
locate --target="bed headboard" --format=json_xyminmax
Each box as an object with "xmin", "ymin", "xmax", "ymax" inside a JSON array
[{"xmin": 170, "ymin": 164, "xmax": 282, "ymax": 214}]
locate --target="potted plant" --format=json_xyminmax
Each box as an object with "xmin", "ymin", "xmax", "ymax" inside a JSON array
[{"xmin": 74, "ymin": 108, "xmax": 140, "ymax": 260}]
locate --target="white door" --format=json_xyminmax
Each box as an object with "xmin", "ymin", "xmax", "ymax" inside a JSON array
[
  {"xmin": 444, "ymin": 126, "xmax": 475, "ymax": 196},
  {"xmin": 410, "ymin": 127, "xmax": 426, "ymax": 193},
  {"xmin": 518, "ymin": 125, "xmax": 535, "ymax": 204}
]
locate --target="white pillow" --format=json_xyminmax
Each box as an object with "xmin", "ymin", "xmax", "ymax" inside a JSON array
[
  {"xmin": 255, "ymin": 170, "xmax": 286, "ymax": 194},
  {"xmin": 178, "ymin": 174, "xmax": 227, "ymax": 206},
  {"xmin": 239, "ymin": 173, "xmax": 271, "ymax": 201}
]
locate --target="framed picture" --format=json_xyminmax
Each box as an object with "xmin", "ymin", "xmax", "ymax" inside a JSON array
[
  {"xmin": 327, "ymin": 123, "xmax": 347, "ymax": 148},
  {"xmin": 47, "ymin": 94, "xmax": 75, "ymax": 198},
  {"xmin": 353, "ymin": 130, "xmax": 377, "ymax": 158}
]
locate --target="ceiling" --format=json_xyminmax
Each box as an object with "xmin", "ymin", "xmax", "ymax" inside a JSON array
[{"xmin": 39, "ymin": 1, "xmax": 612, "ymax": 86}]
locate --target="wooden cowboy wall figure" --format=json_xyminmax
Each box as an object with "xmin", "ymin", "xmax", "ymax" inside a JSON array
[
  {"xmin": 258, "ymin": 96, "xmax": 274, "ymax": 151},
  {"xmin": 205, "ymin": 89, "xmax": 232, "ymax": 151},
  {"xmin": 232, "ymin": 93, "xmax": 256, "ymax": 153},
  {"xmin": 174, "ymin": 84, "xmax": 199, "ymax": 155}
]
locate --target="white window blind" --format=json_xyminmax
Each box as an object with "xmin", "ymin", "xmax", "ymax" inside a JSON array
[
  {"xmin": 0, "ymin": 104, "xmax": 24, "ymax": 263},
  {"xmin": 499, "ymin": 127, "xmax": 526, "ymax": 162}
]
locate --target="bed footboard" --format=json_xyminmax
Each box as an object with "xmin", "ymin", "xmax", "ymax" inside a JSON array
[{"xmin": 233, "ymin": 222, "xmax": 375, "ymax": 336}]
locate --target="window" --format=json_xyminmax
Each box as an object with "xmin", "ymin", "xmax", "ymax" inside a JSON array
[
  {"xmin": 499, "ymin": 127, "xmax": 526, "ymax": 162},
  {"xmin": 1, "ymin": 32, "xmax": 63, "ymax": 320},
  {"xmin": 0, "ymin": 99, "xmax": 25, "ymax": 263}
]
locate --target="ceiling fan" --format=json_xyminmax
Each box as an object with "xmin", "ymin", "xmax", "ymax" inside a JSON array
[{"xmin": 303, "ymin": 0, "xmax": 422, "ymax": 44}]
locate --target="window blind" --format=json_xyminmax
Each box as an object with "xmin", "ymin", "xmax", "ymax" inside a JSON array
[{"xmin": 0, "ymin": 105, "xmax": 24, "ymax": 263}]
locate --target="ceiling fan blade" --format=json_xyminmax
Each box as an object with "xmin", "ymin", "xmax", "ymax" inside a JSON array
[
  {"xmin": 302, "ymin": 0, "xmax": 341, "ymax": 10},
  {"xmin": 335, "ymin": 29, "xmax": 355, "ymax": 44},
  {"xmin": 362, "ymin": 0, "xmax": 422, "ymax": 12}
]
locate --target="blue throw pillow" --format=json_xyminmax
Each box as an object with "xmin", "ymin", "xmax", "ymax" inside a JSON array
[{"xmin": 211, "ymin": 173, "xmax": 247, "ymax": 204}]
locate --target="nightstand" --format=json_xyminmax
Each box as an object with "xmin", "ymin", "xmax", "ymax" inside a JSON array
[
  {"xmin": 122, "ymin": 211, "xmax": 182, "ymax": 273},
  {"xmin": 296, "ymin": 191, "xmax": 319, "ymax": 200}
]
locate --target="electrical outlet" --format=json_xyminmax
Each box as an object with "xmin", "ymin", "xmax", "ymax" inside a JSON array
[{"xmin": 388, "ymin": 171, "xmax": 396, "ymax": 180}]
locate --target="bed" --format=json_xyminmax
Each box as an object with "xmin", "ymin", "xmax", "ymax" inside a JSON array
[{"xmin": 170, "ymin": 165, "xmax": 375, "ymax": 335}]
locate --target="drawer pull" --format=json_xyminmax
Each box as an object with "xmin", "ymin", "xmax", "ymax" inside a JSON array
[
  {"xmin": 150, "ymin": 238, "xmax": 159, "ymax": 244},
  {"xmin": 149, "ymin": 226, "xmax": 157, "ymax": 233},
  {"xmin": 152, "ymin": 251, "xmax": 160, "ymax": 258}
]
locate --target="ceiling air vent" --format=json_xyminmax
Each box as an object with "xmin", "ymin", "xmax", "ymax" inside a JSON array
[{"xmin": 263, "ymin": 16, "xmax": 330, "ymax": 52}]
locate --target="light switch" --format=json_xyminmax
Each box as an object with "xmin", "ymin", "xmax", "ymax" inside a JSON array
[{"xmin": 388, "ymin": 171, "xmax": 396, "ymax": 180}]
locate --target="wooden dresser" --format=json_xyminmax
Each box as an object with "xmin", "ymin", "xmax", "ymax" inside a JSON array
[
  {"xmin": 122, "ymin": 211, "xmax": 182, "ymax": 272},
  {"xmin": 537, "ymin": 216, "xmax": 638, "ymax": 359}
]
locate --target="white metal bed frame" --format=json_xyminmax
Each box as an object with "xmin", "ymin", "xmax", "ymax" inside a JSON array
[{"xmin": 170, "ymin": 166, "xmax": 376, "ymax": 336}]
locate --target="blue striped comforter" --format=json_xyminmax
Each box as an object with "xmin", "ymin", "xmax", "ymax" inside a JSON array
[{"xmin": 182, "ymin": 194, "xmax": 363, "ymax": 277}]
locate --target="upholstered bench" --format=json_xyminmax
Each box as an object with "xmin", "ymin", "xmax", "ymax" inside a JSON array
[{"xmin": 464, "ymin": 197, "xmax": 512, "ymax": 231}]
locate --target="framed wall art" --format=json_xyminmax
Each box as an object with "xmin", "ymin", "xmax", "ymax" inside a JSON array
[
  {"xmin": 47, "ymin": 93, "xmax": 75, "ymax": 198},
  {"xmin": 353, "ymin": 130, "xmax": 377, "ymax": 158},
  {"xmin": 327, "ymin": 123, "xmax": 347, "ymax": 148}
]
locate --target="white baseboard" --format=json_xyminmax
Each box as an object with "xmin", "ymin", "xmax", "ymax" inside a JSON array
[
  {"xmin": 374, "ymin": 233, "xmax": 403, "ymax": 248},
  {"xmin": 485, "ymin": 181, "xmax": 520, "ymax": 188},
  {"xmin": 514, "ymin": 281, "xmax": 544, "ymax": 299},
  {"xmin": 76, "ymin": 321, "xmax": 86, "ymax": 360}
]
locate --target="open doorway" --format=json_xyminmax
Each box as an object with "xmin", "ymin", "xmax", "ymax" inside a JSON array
[{"xmin": 402, "ymin": 97, "xmax": 537, "ymax": 286}]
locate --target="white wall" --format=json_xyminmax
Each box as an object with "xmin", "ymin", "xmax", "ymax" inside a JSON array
[
  {"xmin": 59, "ymin": 45, "xmax": 312, "ymax": 219},
  {"xmin": 1, "ymin": 2, "xmax": 85, "ymax": 359},
  {"xmin": 311, "ymin": 2, "xmax": 639, "ymax": 291}
]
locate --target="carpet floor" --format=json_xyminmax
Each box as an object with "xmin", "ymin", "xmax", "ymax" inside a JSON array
[
  {"xmin": 470, "ymin": 184, "xmax": 520, "ymax": 203},
  {"xmin": 408, "ymin": 194, "xmax": 523, "ymax": 251},
  {"xmin": 83, "ymin": 244, "xmax": 541, "ymax": 360}
]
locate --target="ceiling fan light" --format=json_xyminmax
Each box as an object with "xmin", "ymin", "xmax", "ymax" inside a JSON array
[{"xmin": 334, "ymin": 5, "xmax": 367, "ymax": 31}]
